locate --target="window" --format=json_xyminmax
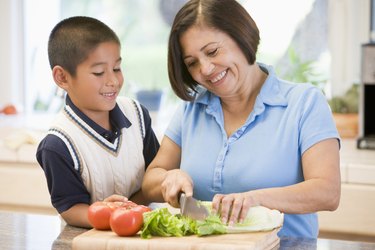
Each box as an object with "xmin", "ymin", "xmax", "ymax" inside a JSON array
[{"xmin": 24, "ymin": 0, "xmax": 326, "ymax": 116}]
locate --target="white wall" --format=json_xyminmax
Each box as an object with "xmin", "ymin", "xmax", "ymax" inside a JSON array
[{"xmin": 0, "ymin": 0, "xmax": 24, "ymax": 107}]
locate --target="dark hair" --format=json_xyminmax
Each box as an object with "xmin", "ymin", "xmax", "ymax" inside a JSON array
[
  {"xmin": 168, "ymin": 0, "xmax": 260, "ymax": 101},
  {"xmin": 48, "ymin": 16, "xmax": 120, "ymax": 76}
]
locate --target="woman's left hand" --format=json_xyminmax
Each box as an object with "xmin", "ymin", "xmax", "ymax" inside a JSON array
[{"xmin": 212, "ymin": 191, "xmax": 258, "ymax": 226}]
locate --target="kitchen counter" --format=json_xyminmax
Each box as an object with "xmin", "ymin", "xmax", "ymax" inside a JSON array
[{"xmin": 1, "ymin": 211, "xmax": 375, "ymax": 250}]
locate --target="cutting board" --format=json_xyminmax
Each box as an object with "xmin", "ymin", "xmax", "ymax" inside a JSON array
[{"xmin": 72, "ymin": 228, "xmax": 280, "ymax": 250}]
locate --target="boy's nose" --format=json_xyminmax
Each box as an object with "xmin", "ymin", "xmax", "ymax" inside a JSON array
[{"xmin": 106, "ymin": 75, "xmax": 120, "ymax": 86}]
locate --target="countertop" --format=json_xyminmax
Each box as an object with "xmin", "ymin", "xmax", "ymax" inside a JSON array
[{"xmin": 1, "ymin": 211, "xmax": 375, "ymax": 250}]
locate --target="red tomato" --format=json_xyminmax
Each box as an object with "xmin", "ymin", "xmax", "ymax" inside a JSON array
[
  {"xmin": 110, "ymin": 208, "xmax": 143, "ymax": 236},
  {"xmin": 120, "ymin": 200, "xmax": 138, "ymax": 209},
  {"xmin": 88, "ymin": 201, "xmax": 118, "ymax": 230},
  {"xmin": 131, "ymin": 205, "xmax": 151, "ymax": 214},
  {"xmin": 1, "ymin": 104, "xmax": 17, "ymax": 115}
]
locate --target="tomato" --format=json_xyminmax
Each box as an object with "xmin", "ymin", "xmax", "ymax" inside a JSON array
[
  {"xmin": 110, "ymin": 208, "xmax": 143, "ymax": 236},
  {"xmin": 1, "ymin": 104, "xmax": 17, "ymax": 115},
  {"xmin": 88, "ymin": 201, "xmax": 118, "ymax": 230},
  {"xmin": 120, "ymin": 200, "xmax": 138, "ymax": 209},
  {"xmin": 131, "ymin": 205, "xmax": 152, "ymax": 214}
]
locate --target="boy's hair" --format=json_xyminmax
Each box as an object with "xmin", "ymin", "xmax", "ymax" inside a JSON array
[
  {"xmin": 168, "ymin": 0, "xmax": 260, "ymax": 101},
  {"xmin": 48, "ymin": 16, "xmax": 121, "ymax": 76}
]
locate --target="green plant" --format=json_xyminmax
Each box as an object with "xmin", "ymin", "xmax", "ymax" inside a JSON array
[
  {"xmin": 328, "ymin": 84, "xmax": 359, "ymax": 114},
  {"xmin": 278, "ymin": 46, "xmax": 327, "ymax": 92}
]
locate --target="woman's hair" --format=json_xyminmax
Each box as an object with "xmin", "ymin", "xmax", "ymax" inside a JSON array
[
  {"xmin": 168, "ymin": 0, "xmax": 260, "ymax": 101},
  {"xmin": 48, "ymin": 16, "xmax": 120, "ymax": 77}
]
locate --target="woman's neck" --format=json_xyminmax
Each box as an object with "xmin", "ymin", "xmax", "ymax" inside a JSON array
[{"xmin": 221, "ymin": 64, "xmax": 267, "ymax": 115}]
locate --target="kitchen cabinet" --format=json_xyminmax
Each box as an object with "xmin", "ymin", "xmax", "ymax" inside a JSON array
[
  {"xmin": 0, "ymin": 120, "xmax": 54, "ymax": 213},
  {"xmin": 318, "ymin": 139, "xmax": 375, "ymax": 237}
]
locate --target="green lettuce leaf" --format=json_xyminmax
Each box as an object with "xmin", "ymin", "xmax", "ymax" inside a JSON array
[
  {"xmin": 140, "ymin": 208, "xmax": 196, "ymax": 239},
  {"xmin": 140, "ymin": 203, "xmax": 283, "ymax": 239}
]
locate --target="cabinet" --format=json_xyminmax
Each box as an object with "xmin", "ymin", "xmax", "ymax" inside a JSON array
[{"xmin": 318, "ymin": 139, "xmax": 375, "ymax": 236}]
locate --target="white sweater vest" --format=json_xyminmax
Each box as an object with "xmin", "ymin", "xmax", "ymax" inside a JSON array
[{"xmin": 48, "ymin": 97, "xmax": 145, "ymax": 203}]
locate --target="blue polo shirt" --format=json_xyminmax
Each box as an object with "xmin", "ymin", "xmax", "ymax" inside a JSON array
[
  {"xmin": 165, "ymin": 63, "xmax": 340, "ymax": 238},
  {"xmin": 36, "ymin": 95, "xmax": 159, "ymax": 213}
]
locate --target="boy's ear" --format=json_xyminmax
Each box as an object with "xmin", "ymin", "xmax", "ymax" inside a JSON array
[{"xmin": 52, "ymin": 66, "xmax": 70, "ymax": 90}]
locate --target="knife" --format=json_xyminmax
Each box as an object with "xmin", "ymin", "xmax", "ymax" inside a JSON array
[{"xmin": 179, "ymin": 193, "xmax": 209, "ymax": 220}]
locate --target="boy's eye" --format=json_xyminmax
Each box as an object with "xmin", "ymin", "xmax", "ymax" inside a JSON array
[
  {"xmin": 93, "ymin": 72, "xmax": 104, "ymax": 76},
  {"xmin": 114, "ymin": 68, "xmax": 121, "ymax": 72}
]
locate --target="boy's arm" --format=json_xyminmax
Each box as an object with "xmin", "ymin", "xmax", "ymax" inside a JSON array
[{"xmin": 60, "ymin": 203, "xmax": 91, "ymax": 228}]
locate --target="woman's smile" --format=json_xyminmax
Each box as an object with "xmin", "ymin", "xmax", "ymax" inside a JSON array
[{"xmin": 209, "ymin": 69, "xmax": 227, "ymax": 84}]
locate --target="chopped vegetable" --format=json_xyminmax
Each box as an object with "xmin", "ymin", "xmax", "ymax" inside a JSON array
[
  {"xmin": 140, "ymin": 203, "xmax": 283, "ymax": 239},
  {"xmin": 140, "ymin": 208, "xmax": 195, "ymax": 239}
]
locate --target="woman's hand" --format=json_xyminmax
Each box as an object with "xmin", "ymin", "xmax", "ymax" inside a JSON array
[
  {"xmin": 161, "ymin": 169, "xmax": 194, "ymax": 208},
  {"xmin": 212, "ymin": 191, "xmax": 258, "ymax": 226}
]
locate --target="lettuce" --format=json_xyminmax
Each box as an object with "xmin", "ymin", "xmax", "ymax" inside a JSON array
[
  {"xmin": 199, "ymin": 201, "xmax": 283, "ymax": 233},
  {"xmin": 141, "ymin": 208, "xmax": 194, "ymax": 238},
  {"xmin": 140, "ymin": 204, "xmax": 283, "ymax": 239}
]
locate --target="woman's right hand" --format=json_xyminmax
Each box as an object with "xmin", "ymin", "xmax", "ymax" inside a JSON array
[{"xmin": 161, "ymin": 169, "xmax": 193, "ymax": 208}]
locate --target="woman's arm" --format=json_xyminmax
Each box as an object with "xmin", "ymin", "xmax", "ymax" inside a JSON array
[
  {"xmin": 213, "ymin": 138, "xmax": 341, "ymax": 225},
  {"xmin": 142, "ymin": 136, "xmax": 193, "ymax": 207}
]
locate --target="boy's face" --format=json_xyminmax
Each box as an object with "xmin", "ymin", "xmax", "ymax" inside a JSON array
[{"xmin": 66, "ymin": 41, "xmax": 123, "ymax": 119}]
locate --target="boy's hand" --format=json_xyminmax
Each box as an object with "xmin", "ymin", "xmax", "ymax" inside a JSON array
[{"xmin": 103, "ymin": 194, "xmax": 129, "ymax": 203}]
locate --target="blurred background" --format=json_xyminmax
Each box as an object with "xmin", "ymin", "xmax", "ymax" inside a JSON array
[{"xmin": 0, "ymin": 0, "xmax": 374, "ymax": 243}]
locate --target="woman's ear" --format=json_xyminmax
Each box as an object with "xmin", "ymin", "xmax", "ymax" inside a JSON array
[{"xmin": 52, "ymin": 66, "xmax": 70, "ymax": 91}]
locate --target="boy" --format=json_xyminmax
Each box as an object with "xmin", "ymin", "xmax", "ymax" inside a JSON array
[{"xmin": 36, "ymin": 16, "xmax": 159, "ymax": 228}]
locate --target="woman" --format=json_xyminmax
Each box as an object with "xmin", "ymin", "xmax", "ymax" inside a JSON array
[{"xmin": 142, "ymin": 0, "xmax": 340, "ymax": 238}]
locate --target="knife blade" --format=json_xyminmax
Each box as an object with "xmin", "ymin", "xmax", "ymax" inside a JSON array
[{"xmin": 179, "ymin": 193, "xmax": 209, "ymax": 220}]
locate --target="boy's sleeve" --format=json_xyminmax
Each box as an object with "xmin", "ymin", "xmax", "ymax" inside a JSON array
[
  {"xmin": 36, "ymin": 134, "xmax": 90, "ymax": 213},
  {"xmin": 139, "ymin": 105, "xmax": 160, "ymax": 168}
]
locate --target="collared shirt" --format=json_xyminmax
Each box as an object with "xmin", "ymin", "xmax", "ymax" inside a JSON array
[
  {"xmin": 36, "ymin": 95, "xmax": 159, "ymax": 213},
  {"xmin": 165, "ymin": 63, "xmax": 340, "ymax": 238}
]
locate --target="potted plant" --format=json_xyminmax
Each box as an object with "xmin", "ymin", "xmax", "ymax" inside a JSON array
[
  {"xmin": 328, "ymin": 84, "xmax": 359, "ymax": 138},
  {"xmin": 277, "ymin": 47, "xmax": 359, "ymax": 138}
]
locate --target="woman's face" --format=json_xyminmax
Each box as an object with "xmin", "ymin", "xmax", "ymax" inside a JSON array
[{"xmin": 180, "ymin": 25, "xmax": 251, "ymax": 98}]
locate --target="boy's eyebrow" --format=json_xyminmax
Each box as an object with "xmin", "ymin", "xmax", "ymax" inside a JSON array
[{"xmin": 90, "ymin": 57, "xmax": 122, "ymax": 67}]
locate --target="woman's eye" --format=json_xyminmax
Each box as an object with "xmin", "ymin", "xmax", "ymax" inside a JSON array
[
  {"xmin": 113, "ymin": 68, "xmax": 121, "ymax": 72},
  {"xmin": 207, "ymin": 48, "xmax": 218, "ymax": 56},
  {"xmin": 186, "ymin": 61, "xmax": 196, "ymax": 68}
]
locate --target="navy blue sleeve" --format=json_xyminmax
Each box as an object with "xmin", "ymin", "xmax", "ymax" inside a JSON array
[
  {"xmin": 140, "ymin": 105, "xmax": 160, "ymax": 168},
  {"xmin": 36, "ymin": 134, "xmax": 90, "ymax": 213}
]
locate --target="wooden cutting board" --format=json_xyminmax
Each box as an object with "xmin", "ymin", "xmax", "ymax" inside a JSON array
[{"xmin": 72, "ymin": 228, "xmax": 280, "ymax": 250}]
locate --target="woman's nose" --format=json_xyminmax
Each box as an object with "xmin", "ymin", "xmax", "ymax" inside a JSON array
[{"xmin": 200, "ymin": 59, "xmax": 215, "ymax": 76}]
